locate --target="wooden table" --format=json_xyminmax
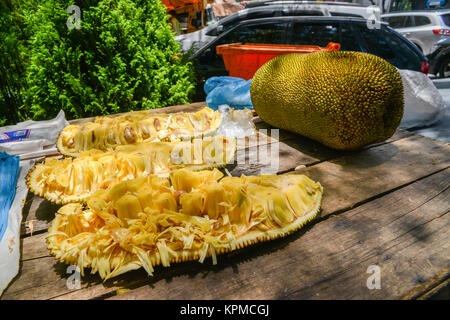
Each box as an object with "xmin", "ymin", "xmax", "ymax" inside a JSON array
[{"xmin": 2, "ymin": 102, "xmax": 449, "ymax": 300}]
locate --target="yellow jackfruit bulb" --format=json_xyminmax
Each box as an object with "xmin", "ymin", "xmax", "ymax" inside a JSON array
[
  {"xmin": 251, "ymin": 51, "xmax": 404, "ymax": 150},
  {"xmin": 114, "ymin": 194, "xmax": 143, "ymax": 220},
  {"xmin": 108, "ymin": 182, "xmax": 128, "ymax": 202},
  {"xmin": 180, "ymin": 191, "xmax": 203, "ymax": 216},
  {"xmin": 87, "ymin": 197, "xmax": 107, "ymax": 213},
  {"xmin": 147, "ymin": 175, "xmax": 171, "ymax": 191},
  {"xmin": 170, "ymin": 168, "xmax": 224, "ymax": 192},
  {"xmin": 201, "ymin": 182, "xmax": 225, "ymax": 220},
  {"xmin": 231, "ymin": 190, "xmax": 251, "ymax": 225},
  {"xmin": 170, "ymin": 169, "xmax": 202, "ymax": 192},
  {"xmin": 283, "ymin": 184, "xmax": 307, "ymax": 216},
  {"xmin": 137, "ymin": 185, "xmax": 154, "ymax": 210},
  {"xmin": 152, "ymin": 192, "xmax": 177, "ymax": 212},
  {"xmin": 266, "ymin": 191, "xmax": 294, "ymax": 226},
  {"xmin": 125, "ymin": 177, "xmax": 148, "ymax": 194},
  {"xmin": 221, "ymin": 177, "xmax": 251, "ymax": 224}
]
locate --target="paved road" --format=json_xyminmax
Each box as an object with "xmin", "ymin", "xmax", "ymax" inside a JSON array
[{"xmin": 407, "ymin": 78, "xmax": 450, "ymax": 143}]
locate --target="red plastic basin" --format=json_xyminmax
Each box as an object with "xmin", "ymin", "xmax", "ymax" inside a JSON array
[{"xmin": 216, "ymin": 42, "xmax": 341, "ymax": 80}]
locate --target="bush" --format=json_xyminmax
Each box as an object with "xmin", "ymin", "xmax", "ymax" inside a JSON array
[
  {"xmin": 0, "ymin": 0, "xmax": 195, "ymax": 124},
  {"xmin": 0, "ymin": 0, "xmax": 37, "ymax": 126}
]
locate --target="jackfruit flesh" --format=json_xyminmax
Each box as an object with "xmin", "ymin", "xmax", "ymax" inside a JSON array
[
  {"xmin": 46, "ymin": 169, "xmax": 323, "ymax": 280},
  {"xmin": 250, "ymin": 51, "xmax": 404, "ymax": 150},
  {"xmin": 56, "ymin": 107, "xmax": 222, "ymax": 157},
  {"xmin": 27, "ymin": 136, "xmax": 236, "ymax": 204}
]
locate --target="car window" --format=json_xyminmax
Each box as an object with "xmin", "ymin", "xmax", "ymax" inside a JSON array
[
  {"xmin": 289, "ymin": 22, "xmax": 361, "ymax": 51},
  {"xmin": 206, "ymin": 9, "xmax": 324, "ymax": 36},
  {"xmin": 414, "ymin": 16, "xmax": 432, "ymax": 26},
  {"xmin": 441, "ymin": 14, "xmax": 450, "ymax": 27},
  {"xmin": 217, "ymin": 22, "xmax": 289, "ymax": 44},
  {"xmin": 404, "ymin": 16, "xmax": 413, "ymax": 28},
  {"xmin": 385, "ymin": 16, "xmax": 405, "ymax": 28},
  {"xmin": 356, "ymin": 24, "xmax": 421, "ymax": 70}
]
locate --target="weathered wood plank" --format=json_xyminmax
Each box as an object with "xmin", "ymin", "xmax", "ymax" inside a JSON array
[
  {"xmin": 228, "ymin": 129, "xmax": 413, "ymax": 177},
  {"xmin": 295, "ymin": 134, "xmax": 449, "ymax": 219},
  {"xmin": 21, "ymin": 233, "xmax": 50, "ymax": 261},
  {"xmin": 20, "ymin": 195, "xmax": 60, "ymax": 237},
  {"xmin": 4, "ymin": 134, "xmax": 448, "ymax": 300},
  {"xmin": 104, "ymin": 168, "xmax": 448, "ymax": 299}
]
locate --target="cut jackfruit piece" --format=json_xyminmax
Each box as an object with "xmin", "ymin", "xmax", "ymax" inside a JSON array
[
  {"xmin": 46, "ymin": 170, "xmax": 323, "ymax": 280},
  {"xmin": 56, "ymin": 107, "xmax": 222, "ymax": 157},
  {"xmin": 27, "ymin": 136, "xmax": 236, "ymax": 204}
]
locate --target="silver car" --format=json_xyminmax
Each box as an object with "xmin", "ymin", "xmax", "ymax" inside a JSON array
[{"xmin": 381, "ymin": 10, "xmax": 450, "ymax": 55}]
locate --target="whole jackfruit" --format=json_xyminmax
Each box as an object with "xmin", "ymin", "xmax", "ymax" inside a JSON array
[{"xmin": 250, "ymin": 51, "xmax": 404, "ymax": 150}]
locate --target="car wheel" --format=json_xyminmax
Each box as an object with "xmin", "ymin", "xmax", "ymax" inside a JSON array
[{"xmin": 438, "ymin": 56, "xmax": 450, "ymax": 78}]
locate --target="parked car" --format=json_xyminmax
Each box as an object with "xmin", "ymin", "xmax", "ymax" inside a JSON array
[
  {"xmin": 381, "ymin": 10, "xmax": 450, "ymax": 55},
  {"xmin": 176, "ymin": 1, "xmax": 376, "ymax": 53},
  {"xmin": 427, "ymin": 36, "xmax": 450, "ymax": 77},
  {"xmin": 244, "ymin": 0, "xmax": 371, "ymax": 18},
  {"xmin": 189, "ymin": 16, "xmax": 428, "ymax": 87}
]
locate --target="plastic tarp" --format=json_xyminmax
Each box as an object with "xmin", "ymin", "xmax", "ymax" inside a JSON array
[
  {"xmin": 0, "ymin": 159, "xmax": 33, "ymax": 296},
  {"xmin": 205, "ymin": 76, "xmax": 253, "ymax": 110},
  {"xmin": 0, "ymin": 152, "xmax": 20, "ymax": 242}
]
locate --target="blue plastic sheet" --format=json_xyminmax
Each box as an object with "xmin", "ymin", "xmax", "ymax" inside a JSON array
[
  {"xmin": 0, "ymin": 152, "xmax": 20, "ymax": 241},
  {"xmin": 204, "ymin": 76, "xmax": 253, "ymax": 110}
]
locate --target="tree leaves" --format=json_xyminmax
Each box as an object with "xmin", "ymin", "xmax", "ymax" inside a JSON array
[{"xmin": 0, "ymin": 0, "xmax": 195, "ymax": 124}]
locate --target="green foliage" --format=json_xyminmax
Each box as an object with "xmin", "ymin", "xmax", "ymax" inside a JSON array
[
  {"xmin": 0, "ymin": 0, "xmax": 37, "ymax": 125},
  {"xmin": 0, "ymin": 0, "xmax": 195, "ymax": 124}
]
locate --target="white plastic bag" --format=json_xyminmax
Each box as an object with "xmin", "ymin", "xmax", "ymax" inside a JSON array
[
  {"xmin": 398, "ymin": 69, "xmax": 447, "ymax": 129},
  {"xmin": 0, "ymin": 110, "xmax": 68, "ymax": 159}
]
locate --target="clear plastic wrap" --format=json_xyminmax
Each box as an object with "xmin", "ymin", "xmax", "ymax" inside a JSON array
[{"xmin": 215, "ymin": 105, "xmax": 256, "ymax": 138}]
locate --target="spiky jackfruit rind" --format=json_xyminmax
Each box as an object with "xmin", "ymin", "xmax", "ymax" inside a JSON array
[
  {"xmin": 251, "ymin": 51, "xmax": 404, "ymax": 150},
  {"xmin": 46, "ymin": 172, "xmax": 323, "ymax": 280},
  {"xmin": 27, "ymin": 137, "xmax": 237, "ymax": 205},
  {"xmin": 56, "ymin": 107, "xmax": 223, "ymax": 157}
]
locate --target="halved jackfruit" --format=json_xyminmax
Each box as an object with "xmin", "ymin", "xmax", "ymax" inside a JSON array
[
  {"xmin": 56, "ymin": 107, "xmax": 222, "ymax": 157},
  {"xmin": 46, "ymin": 169, "xmax": 323, "ymax": 280},
  {"xmin": 27, "ymin": 136, "xmax": 236, "ymax": 204}
]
